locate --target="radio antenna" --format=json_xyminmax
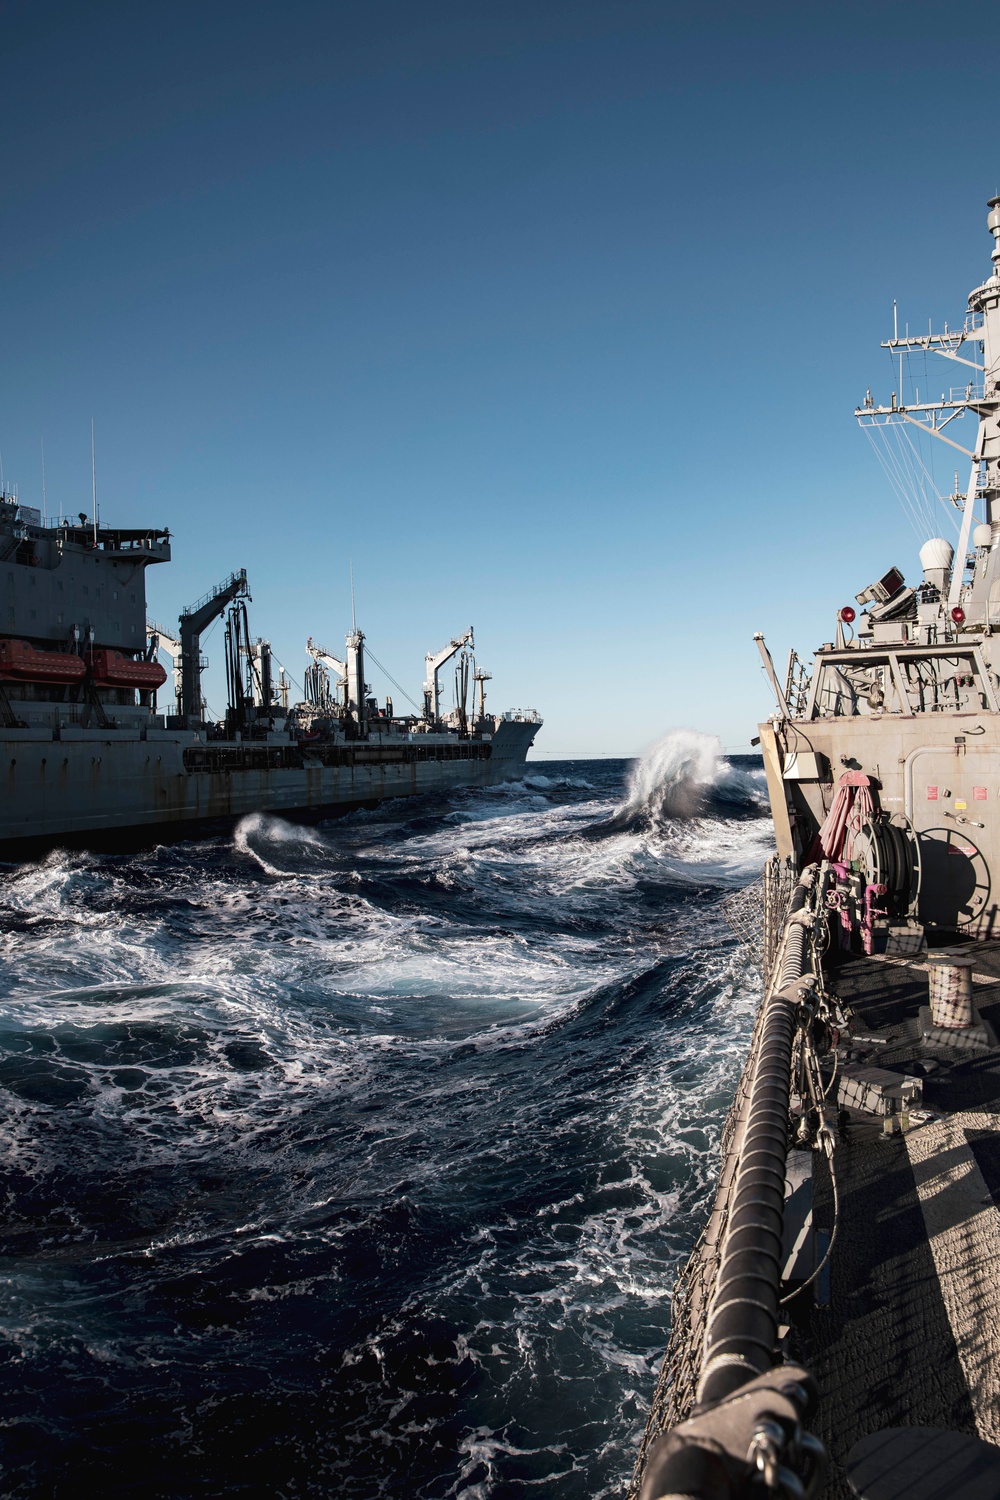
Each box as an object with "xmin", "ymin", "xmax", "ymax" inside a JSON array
[
  {"xmin": 350, "ymin": 560, "xmax": 357, "ymax": 633},
  {"xmin": 41, "ymin": 435, "xmax": 46, "ymax": 521},
  {"xmin": 91, "ymin": 419, "xmax": 98, "ymax": 545}
]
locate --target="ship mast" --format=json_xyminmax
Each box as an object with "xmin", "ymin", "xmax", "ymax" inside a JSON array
[{"xmin": 856, "ymin": 197, "xmax": 1000, "ymax": 614}]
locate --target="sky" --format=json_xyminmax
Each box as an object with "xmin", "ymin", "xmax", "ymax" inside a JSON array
[{"xmin": 2, "ymin": 0, "xmax": 999, "ymax": 756}]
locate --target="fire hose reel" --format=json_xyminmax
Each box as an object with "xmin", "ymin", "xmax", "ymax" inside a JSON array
[{"xmin": 850, "ymin": 815, "xmax": 921, "ymax": 918}]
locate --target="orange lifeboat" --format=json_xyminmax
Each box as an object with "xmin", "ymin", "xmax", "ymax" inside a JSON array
[
  {"xmin": 0, "ymin": 639, "xmax": 87, "ymax": 684},
  {"xmin": 89, "ymin": 649, "xmax": 167, "ymax": 691}
]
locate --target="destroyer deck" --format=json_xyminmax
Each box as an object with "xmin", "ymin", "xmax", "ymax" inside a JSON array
[
  {"xmin": 633, "ymin": 198, "xmax": 1000, "ymax": 1500},
  {"xmin": 798, "ymin": 943, "xmax": 1000, "ymax": 1496}
]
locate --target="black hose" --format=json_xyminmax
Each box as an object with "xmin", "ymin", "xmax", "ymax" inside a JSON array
[{"xmin": 695, "ymin": 882, "xmax": 813, "ymax": 1408}]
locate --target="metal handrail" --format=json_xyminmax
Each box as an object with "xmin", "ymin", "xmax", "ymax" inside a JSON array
[{"xmin": 180, "ymin": 568, "xmax": 247, "ymax": 619}]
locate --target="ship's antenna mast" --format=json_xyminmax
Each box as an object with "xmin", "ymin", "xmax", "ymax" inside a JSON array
[
  {"xmin": 91, "ymin": 419, "xmax": 98, "ymax": 546},
  {"xmin": 858, "ymin": 199, "xmax": 1000, "ymax": 606},
  {"xmin": 41, "ymin": 435, "xmax": 46, "ymax": 522},
  {"xmin": 350, "ymin": 560, "xmax": 357, "ymax": 633}
]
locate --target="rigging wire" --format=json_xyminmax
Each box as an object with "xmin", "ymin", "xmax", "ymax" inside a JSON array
[
  {"xmin": 269, "ymin": 655, "xmax": 304, "ymax": 700},
  {"xmin": 364, "ymin": 647, "xmax": 423, "ymax": 714},
  {"xmin": 884, "ymin": 430, "xmax": 926, "ymax": 534},
  {"xmin": 862, "ymin": 424, "xmax": 929, "ymax": 542},
  {"xmin": 893, "ymin": 426, "xmax": 937, "ymax": 536},
  {"xmin": 861, "ymin": 411, "xmax": 963, "ymax": 541},
  {"xmin": 264, "ymin": 646, "xmax": 420, "ymax": 714},
  {"xmin": 865, "ymin": 369, "xmax": 926, "ymax": 534},
  {"xmin": 899, "ymin": 423, "xmax": 957, "ymax": 537},
  {"xmin": 866, "ymin": 339, "xmax": 954, "ymax": 539}
]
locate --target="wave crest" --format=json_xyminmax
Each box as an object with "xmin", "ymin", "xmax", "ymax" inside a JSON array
[
  {"xmin": 233, "ymin": 813, "xmax": 325, "ymax": 875},
  {"xmin": 620, "ymin": 730, "xmax": 765, "ymax": 824}
]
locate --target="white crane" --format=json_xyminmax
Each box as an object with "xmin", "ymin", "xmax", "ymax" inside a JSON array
[
  {"xmin": 423, "ymin": 628, "xmax": 473, "ymax": 722},
  {"xmin": 147, "ymin": 621, "xmax": 183, "ymax": 715},
  {"xmin": 307, "ymin": 634, "xmax": 370, "ymax": 732},
  {"xmin": 306, "ymin": 637, "xmax": 347, "ymax": 704}
]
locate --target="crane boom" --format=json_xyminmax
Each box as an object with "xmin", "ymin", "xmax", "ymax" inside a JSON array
[
  {"xmin": 178, "ymin": 569, "xmax": 249, "ymax": 723},
  {"xmin": 423, "ymin": 628, "xmax": 474, "ymax": 721},
  {"xmin": 306, "ymin": 637, "xmax": 347, "ymax": 694}
]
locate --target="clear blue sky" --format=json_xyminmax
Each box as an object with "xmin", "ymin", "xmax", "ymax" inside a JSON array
[{"xmin": 2, "ymin": 0, "xmax": 998, "ymax": 755}]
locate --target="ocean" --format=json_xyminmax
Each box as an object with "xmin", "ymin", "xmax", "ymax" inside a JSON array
[{"xmin": 0, "ymin": 731, "xmax": 772, "ymax": 1497}]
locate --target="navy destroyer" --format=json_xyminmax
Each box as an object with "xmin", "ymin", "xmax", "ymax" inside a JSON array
[
  {"xmin": 632, "ymin": 199, "xmax": 1000, "ymax": 1498},
  {"xmin": 0, "ymin": 510, "xmax": 540, "ymax": 858}
]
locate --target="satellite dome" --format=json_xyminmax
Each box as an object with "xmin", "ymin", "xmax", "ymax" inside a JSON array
[
  {"xmin": 919, "ymin": 538, "xmax": 954, "ymax": 571},
  {"xmin": 973, "ymin": 523, "xmax": 994, "ymax": 548}
]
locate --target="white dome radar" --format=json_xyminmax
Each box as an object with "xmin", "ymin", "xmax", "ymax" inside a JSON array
[
  {"xmin": 919, "ymin": 538, "xmax": 954, "ymax": 572},
  {"xmin": 973, "ymin": 523, "xmax": 994, "ymax": 548}
]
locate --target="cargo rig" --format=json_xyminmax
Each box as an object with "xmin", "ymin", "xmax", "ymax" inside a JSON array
[{"xmin": 0, "ymin": 503, "xmax": 540, "ymax": 857}]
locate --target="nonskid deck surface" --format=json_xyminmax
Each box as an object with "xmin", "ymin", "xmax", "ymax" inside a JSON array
[{"xmin": 800, "ymin": 943, "xmax": 1000, "ymax": 1496}]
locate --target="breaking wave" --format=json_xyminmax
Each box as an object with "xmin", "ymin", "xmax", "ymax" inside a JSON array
[
  {"xmin": 616, "ymin": 729, "xmax": 767, "ymax": 826},
  {"xmin": 0, "ymin": 751, "xmax": 772, "ymax": 1497}
]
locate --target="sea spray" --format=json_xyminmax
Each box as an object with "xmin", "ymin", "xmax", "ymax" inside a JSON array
[
  {"xmin": 614, "ymin": 730, "xmax": 769, "ymax": 827},
  {"xmin": 621, "ymin": 729, "xmax": 725, "ymax": 821}
]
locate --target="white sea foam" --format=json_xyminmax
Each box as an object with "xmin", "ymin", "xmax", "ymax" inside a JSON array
[
  {"xmin": 0, "ymin": 752, "xmax": 771, "ymax": 1496},
  {"xmin": 234, "ymin": 811, "xmax": 326, "ymax": 875}
]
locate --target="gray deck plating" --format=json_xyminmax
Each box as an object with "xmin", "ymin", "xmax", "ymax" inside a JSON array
[
  {"xmin": 798, "ymin": 946, "xmax": 1000, "ymax": 1495},
  {"xmin": 906, "ymin": 1111, "xmax": 1000, "ymax": 1445}
]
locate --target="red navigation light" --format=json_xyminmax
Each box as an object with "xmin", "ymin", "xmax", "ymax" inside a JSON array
[
  {"xmin": 951, "ymin": 606, "xmax": 966, "ymax": 624},
  {"xmin": 838, "ymin": 606, "xmax": 856, "ymax": 624}
]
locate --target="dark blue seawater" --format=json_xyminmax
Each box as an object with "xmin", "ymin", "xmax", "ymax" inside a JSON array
[{"xmin": 0, "ymin": 732, "xmax": 771, "ymax": 1498}]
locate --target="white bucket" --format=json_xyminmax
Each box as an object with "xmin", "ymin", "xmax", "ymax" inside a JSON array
[{"xmin": 928, "ymin": 953, "xmax": 975, "ymax": 1029}]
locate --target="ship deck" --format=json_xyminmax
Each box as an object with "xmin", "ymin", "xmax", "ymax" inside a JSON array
[{"xmin": 798, "ymin": 941, "xmax": 1000, "ymax": 1497}]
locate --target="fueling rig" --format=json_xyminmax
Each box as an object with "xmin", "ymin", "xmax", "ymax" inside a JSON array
[{"xmin": 0, "ymin": 500, "xmax": 541, "ymax": 856}]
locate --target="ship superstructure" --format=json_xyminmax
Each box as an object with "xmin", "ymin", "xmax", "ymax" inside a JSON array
[
  {"xmin": 755, "ymin": 195, "xmax": 1000, "ymax": 937},
  {"xmin": 632, "ymin": 202, "xmax": 1000, "ymax": 1500},
  {"xmin": 0, "ymin": 501, "xmax": 540, "ymax": 857}
]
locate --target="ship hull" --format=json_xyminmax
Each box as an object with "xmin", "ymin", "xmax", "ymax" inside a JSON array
[{"xmin": 0, "ymin": 719, "xmax": 539, "ymax": 861}]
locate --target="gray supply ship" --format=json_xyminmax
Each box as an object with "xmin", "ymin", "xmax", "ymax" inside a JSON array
[
  {"xmin": 632, "ymin": 199, "xmax": 1000, "ymax": 1499},
  {"xmin": 0, "ymin": 512, "xmax": 540, "ymax": 858}
]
